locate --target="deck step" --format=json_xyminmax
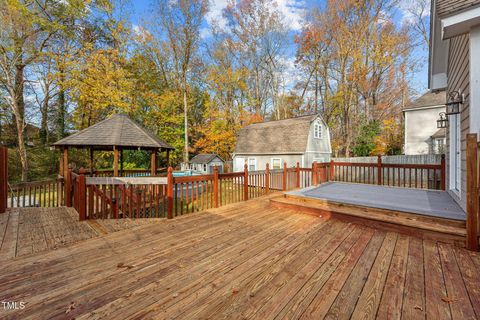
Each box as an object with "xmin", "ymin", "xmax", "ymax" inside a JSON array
[{"xmin": 271, "ymin": 195, "xmax": 467, "ymax": 245}]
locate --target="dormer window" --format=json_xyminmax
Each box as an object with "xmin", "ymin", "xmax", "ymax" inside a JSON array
[{"xmin": 314, "ymin": 122, "xmax": 322, "ymax": 139}]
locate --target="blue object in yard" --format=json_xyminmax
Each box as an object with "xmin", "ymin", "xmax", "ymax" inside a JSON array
[{"xmin": 173, "ymin": 170, "xmax": 201, "ymax": 177}]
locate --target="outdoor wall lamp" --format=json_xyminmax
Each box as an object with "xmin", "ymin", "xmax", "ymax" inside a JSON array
[
  {"xmin": 445, "ymin": 90, "xmax": 463, "ymax": 115},
  {"xmin": 437, "ymin": 112, "xmax": 448, "ymax": 128}
]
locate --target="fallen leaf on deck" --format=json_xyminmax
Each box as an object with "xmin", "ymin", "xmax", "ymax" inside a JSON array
[
  {"xmin": 414, "ymin": 306, "xmax": 423, "ymax": 311},
  {"xmin": 65, "ymin": 302, "xmax": 75, "ymax": 314},
  {"xmin": 442, "ymin": 297, "xmax": 457, "ymax": 303},
  {"xmin": 117, "ymin": 262, "xmax": 135, "ymax": 269},
  {"xmin": 232, "ymin": 288, "xmax": 239, "ymax": 294}
]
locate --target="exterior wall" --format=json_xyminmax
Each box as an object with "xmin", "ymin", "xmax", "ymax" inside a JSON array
[
  {"xmin": 404, "ymin": 106, "xmax": 446, "ymax": 155},
  {"xmin": 306, "ymin": 118, "xmax": 332, "ymax": 156},
  {"xmin": 232, "ymin": 154, "xmax": 304, "ymax": 172},
  {"xmin": 232, "ymin": 153, "xmax": 331, "ymax": 172},
  {"xmin": 446, "ymin": 33, "xmax": 470, "ymax": 210}
]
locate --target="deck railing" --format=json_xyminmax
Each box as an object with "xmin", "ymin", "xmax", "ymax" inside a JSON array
[
  {"xmin": 466, "ymin": 134, "xmax": 480, "ymax": 251},
  {"xmin": 2, "ymin": 155, "xmax": 446, "ymax": 218},
  {"xmin": 330, "ymin": 155, "xmax": 445, "ymax": 190},
  {"xmin": 7, "ymin": 178, "xmax": 65, "ymax": 208}
]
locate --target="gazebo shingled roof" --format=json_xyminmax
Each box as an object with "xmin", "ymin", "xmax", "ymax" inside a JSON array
[
  {"xmin": 53, "ymin": 114, "xmax": 174, "ymax": 150},
  {"xmin": 54, "ymin": 114, "xmax": 174, "ymax": 181}
]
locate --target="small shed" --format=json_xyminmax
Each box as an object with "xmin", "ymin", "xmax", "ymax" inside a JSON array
[{"xmin": 185, "ymin": 154, "xmax": 225, "ymax": 174}]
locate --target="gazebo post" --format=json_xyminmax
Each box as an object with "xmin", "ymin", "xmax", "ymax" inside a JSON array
[
  {"xmin": 120, "ymin": 149, "xmax": 124, "ymax": 177},
  {"xmin": 150, "ymin": 149, "xmax": 157, "ymax": 176},
  {"xmin": 113, "ymin": 146, "xmax": 119, "ymax": 177},
  {"xmin": 63, "ymin": 147, "xmax": 71, "ymax": 207},
  {"xmin": 59, "ymin": 147, "xmax": 64, "ymax": 176},
  {"xmin": 89, "ymin": 147, "xmax": 94, "ymax": 175}
]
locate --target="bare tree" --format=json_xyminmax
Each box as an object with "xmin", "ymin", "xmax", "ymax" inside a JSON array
[{"xmin": 154, "ymin": 0, "xmax": 208, "ymax": 164}]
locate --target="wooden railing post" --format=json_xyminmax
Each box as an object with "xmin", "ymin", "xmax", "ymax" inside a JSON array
[
  {"xmin": 78, "ymin": 168, "xmax": 86, "ymax": 220},
  {"xmin": 377, "ymin": 155, "xmax": 382, "ymax": 185},
  {"xmin": 213, "ymin": 166, "xmax": 219, "ymax": 208},
  {"xmin": 244, "ymin": 164, "xmax": 248, "ymax": 201},
  {"xmin": 319, "ymin": 163, "xmax": 325, "ymax": 183},
  {"xmin": 265, "ymin": 163, "xmax": 270, "ymax": 194},
  {"xmin": 167, "ymin": 167, "xmax": 173, "ymax": 219},
  {"xmin": 440, "ymin": 154, "xmax": 446, "ymax": 190},
  {"xmin": 88, "ymin": 185, "xmax": 94, "ymax": 219},
  {"xmin": 329, "ymin": 160, "xmax": 334, "ymax": 181},
  {"xmin": 312, "ymin": 162, "xmax": 318, "ymax": 186},
  {"xmin": 0, "ymin": 147, "xmax": 7, "ymax": 214},
  {"xmin": 65, "ymin": 165, "xmax": 72, "ymax": 207},
  {"xmin": 466, "ymin": 134, "xmax": 479, "ymax": 251},
  {"xmin": 283, "ymin": 162, "xmax": 287, "ymax": 191},
  {"xmin": 296, "ymin": 162, "xmax": 300, "ymax": 188}
]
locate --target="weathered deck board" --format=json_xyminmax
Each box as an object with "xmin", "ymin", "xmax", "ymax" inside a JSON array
[
  {"xmin": 0, "ymin": 195, "xmax": 479, "ymax": 320},
  {"xmin": 0, "ymin": 206, "xmax": 165, "ymax": 260}
]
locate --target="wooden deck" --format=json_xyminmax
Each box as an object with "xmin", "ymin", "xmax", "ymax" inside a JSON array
[
  {"xmin": 1, "ymin": 195, "xmax": 480, "ymax": 319},
  {"xmin": 0, "ymin": 207, "xmax": 165, "ymax": 260}
]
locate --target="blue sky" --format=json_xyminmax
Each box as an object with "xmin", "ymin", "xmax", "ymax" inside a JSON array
[{"xmin": 129, "ymin": 0, "xmax": 430, "ymax": 95}]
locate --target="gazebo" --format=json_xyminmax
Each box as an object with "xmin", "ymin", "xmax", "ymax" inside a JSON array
[{"xmin": 53, "ymin": 114, "xmax": 174, "ymax": 178}]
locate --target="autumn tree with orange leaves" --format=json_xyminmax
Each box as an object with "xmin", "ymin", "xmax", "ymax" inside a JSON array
[{"xmin": 296, "ymin": 0, "xmax": 415, "ymax": 156}]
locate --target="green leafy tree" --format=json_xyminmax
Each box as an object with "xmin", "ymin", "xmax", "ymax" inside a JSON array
[{"xmin": 352, "ymin": 120, "xmax": 381, "ymax": 156}]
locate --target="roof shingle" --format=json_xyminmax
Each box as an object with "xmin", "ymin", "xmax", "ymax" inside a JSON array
[
  {"xmin": 403, "ymin": 90, "xmax": 446, "ymax": 111},
  {"xmin": 53, "ymin": 114, "xmax": 174, "ymax": 150},
  {"xmin": 190, "ymin": 154, "xmax": 223, "ymax": 164},
  {"xmin": 234, "ymin": 115, "xmax": 319, "ymax": 154}
]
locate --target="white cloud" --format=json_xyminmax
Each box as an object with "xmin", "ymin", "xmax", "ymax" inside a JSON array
[
  {"xmin": 275, "ymin": 0, "xmax": 306, "ymax": 31},
  {"xmin": 203, "ymin": 0, "xmax": 306, "ymax": 39},
  {"xmin": 132, "ymin": 24, "xmax": 152, "ymax": 41},
  {"xmin": 278, "ymin": 55, "xmax": 301, "ymax": 89},
  {"xmin": 205, "ymin": 0, "xmax": 229, "ymax": 30},
  {"xmin": 397, "ymin": 0, "xmax": 431, "ymax": 25}
]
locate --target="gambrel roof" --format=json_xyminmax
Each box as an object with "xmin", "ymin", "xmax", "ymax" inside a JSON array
[{"xmin": 234, "ymin": 114, "xmax": 324, "ymax": 154}]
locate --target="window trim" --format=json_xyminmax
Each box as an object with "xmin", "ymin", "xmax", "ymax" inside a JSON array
[
  {"xmin": 248, "ymin": 157, "xmax": 256, "ymax": 171},
  {"xmin": 314, "ymin": 122, "xmax": 322, "ymax": 139},
  {"xmin": 271, "ymin": 158, "xmax": 282, "ymax": 170}
]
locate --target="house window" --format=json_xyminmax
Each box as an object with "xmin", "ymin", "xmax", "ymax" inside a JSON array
[
  {"xmin": 314, "ymin": 122, "xmax": 322, "ymax": 139},
  {"xmin": 203, "ymin": 164, "xmax": 207, "ymax": 171},
  {"xmin": 248, "ymin": 158, "xmax": 256, "ymax": 171},
  {"xmin": 271, "ymin": 158, "xmax": 282, "ymax": 169}
]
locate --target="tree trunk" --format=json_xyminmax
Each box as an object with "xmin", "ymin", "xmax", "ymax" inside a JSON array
[
  {"xmin": 40, "ymin": 94, "xmax": 49, "ymax": 144},
  {"xmin": 13, "ymin": 62, "xmax": 28, "ymax": 181},
  {"xmin": 56, "ymin": 69, "xmax": 66, "ymax": 139},
  {"xmin": 183, "ymin": 76, "xmax": 189, "ymax": 164}
]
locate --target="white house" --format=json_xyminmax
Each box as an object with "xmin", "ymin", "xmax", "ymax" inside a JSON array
[
  {"xmin": 232, "ymin": 114, "xmax": 332, "ymax": 172},
  {"xmin": 403, "ymin": 90, "xmax": 446, "ymax": 155},
  {"xmin": 429, "ymin": 0, "xmax": 480, "ymax": 210}
]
